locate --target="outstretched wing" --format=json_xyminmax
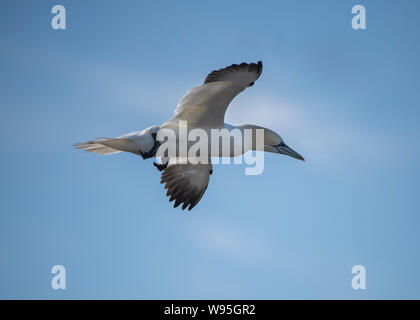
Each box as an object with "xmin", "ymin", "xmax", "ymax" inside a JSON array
[
  {"xmin": 174, "ymin": 61, "xmax": 263, "ymax": 127},
  {"xmin": 160, "ymin": 162, "xmax": 213, "ymax": 210}
]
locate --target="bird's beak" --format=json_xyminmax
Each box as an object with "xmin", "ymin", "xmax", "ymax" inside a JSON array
[{"xmin": 276, "ymin": 144, "xmax": 305, "ymax": 162}]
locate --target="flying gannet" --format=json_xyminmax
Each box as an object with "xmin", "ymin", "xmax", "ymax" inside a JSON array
[{"xmin": 74, "ymin": 61, "xmax": 305, "ymax": 210}]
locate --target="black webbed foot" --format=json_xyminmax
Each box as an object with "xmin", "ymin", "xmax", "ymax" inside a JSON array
[
  {"xmin": 139, "ymin": 137, "xmax": 161, "ymax": 159},
  {"xmin": 153, "ymin": 162, "xmax": 168, "ymax": 172}
]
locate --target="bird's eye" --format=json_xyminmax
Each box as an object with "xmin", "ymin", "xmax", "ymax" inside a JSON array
[
  {"xmin": 275, "ymin": 141, "xmax": 286, "ymax": 147},
  {"xmin": 249, "ymin": 82, "xmax": 254, "ymax": 86}
]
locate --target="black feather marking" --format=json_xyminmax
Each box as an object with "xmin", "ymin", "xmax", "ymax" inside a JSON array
[
  {"xmin": 204, "ymin": 61, "xmax": 263, "ymax": 84},
  {"xmin": 160, "ymin": 163, "xmax": 211, "ymax": 211}
]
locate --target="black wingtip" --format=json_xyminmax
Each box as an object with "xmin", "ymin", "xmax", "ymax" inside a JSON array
[
  {"xmin": 257, "ymin": 61, "xmax": 263, "ymax": 77},
  {"xmin": 204, "ymin": 61, "xmax": 264, "ymax": 85}
]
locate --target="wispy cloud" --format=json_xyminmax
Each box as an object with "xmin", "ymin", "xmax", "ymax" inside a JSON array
[
  {"xmin": 181, "ymin": 215, "xmax": 315, "ymax": 274},
  {"xmin": 226, "ymin": 93, "xmax": 407, "ymax": 169},
  {"xmin": 184, "ymin": 217, "xmax": 275, "ymax": 266},
  {"xmin": 77, "ymin": 63, "xmax": 185, "ymax": 116}
]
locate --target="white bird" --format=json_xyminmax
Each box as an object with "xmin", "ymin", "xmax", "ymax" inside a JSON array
[{"xmin": 74, "ymin": 62, "xmax": 304, "ymax": 210}]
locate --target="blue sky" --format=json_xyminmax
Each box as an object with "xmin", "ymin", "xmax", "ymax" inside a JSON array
[{"xmin": 0, "ymin": 0, "xmax": 419, "ymax": 299}]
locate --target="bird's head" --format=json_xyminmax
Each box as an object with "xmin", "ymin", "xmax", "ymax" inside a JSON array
[
  {"xmin": 263, "ymin": 128, "xmax": 305, "ymax": 161},
  {"xmin": 239, "ymin": 124, "xmax": 305, "ymax": 162}
]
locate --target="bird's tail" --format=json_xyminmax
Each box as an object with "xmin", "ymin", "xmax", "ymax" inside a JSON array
[
  {"xmin": 74, "ymin": 126, "xmax": 160, "ymax": 156},
  {"xmin": 73, "ymin": 138, "xmax": 136, "ymax": 155}
]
